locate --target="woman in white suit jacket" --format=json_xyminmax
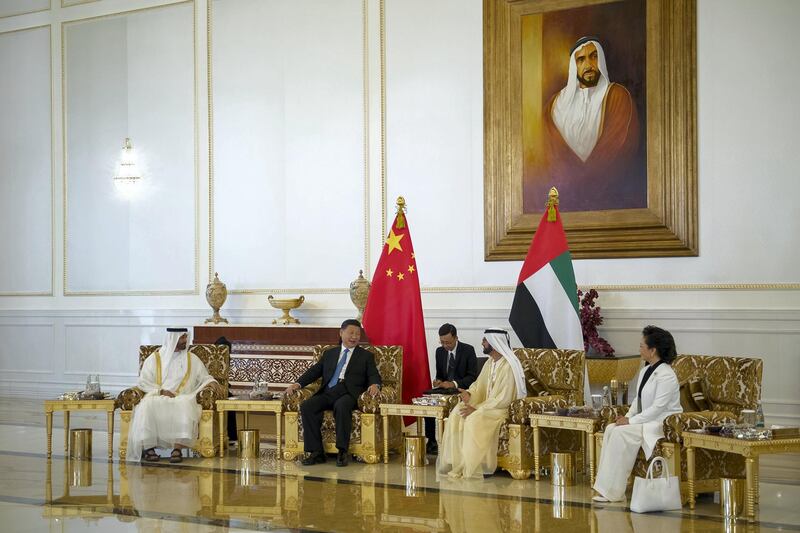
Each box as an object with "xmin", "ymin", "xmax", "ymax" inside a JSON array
[{"xmin": 592, "ymin": 325, "xmax": 682, "ymax": 502}]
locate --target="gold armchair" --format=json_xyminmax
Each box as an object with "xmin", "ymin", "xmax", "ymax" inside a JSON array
[
  {"xmin": 116, "ymin": 344, "xmax": 230, "ymax": 460},
  {"xmin": 444, "ymin": 348, "xmax": 585, "ymax": 479},
  {"xmin": 281, "ymin": 344, "xmax": 402, "ymax": 464},
  {"xmin": 596, "ymin": 354, "xmax": 763, "ymax": 498}
]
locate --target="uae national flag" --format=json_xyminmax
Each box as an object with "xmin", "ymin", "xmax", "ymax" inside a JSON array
[
  {"xmin": 509, "ymin": 193, "xmax": 583, "ymax": 350},
  {"xmin": 363, "ymin": 200, "xmax": 430, "ymax": 413}
]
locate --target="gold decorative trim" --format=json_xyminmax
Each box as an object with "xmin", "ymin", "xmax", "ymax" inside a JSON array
[
  {"xmin": 61, "ymin": 0, "xmax": 200, "ymax": 297},
  {"xmin": 362, "ymin": 0, "xmax": 370, "ymax": 276},
  {"xmin": 0, "ymin": 24, "xmax": 54, "ymax": 297},
  {"xmin": 379, "ymin": 0, "xmax": 387, "ymax": 241},
  {"xmin": 229, "ymin": 287, "xmax": 348, "ymax": 295},
  {"xmin": 207, "ymin": 0, "xmax": 371, "ymax": 293},
  {"xmin": 418, "ymin": 283, "xmax": 800, "ymax": 293},
  {"xmin": 0, "ymin": 1, "xmax": 50, "ymax": 20}
]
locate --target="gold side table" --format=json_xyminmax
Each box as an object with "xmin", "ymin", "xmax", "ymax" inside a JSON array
[
  {"xmin": 529, "ymin": 413, "xmax": 601, "ymax": 484},
  {"xmin": 215, "ymin": 398, "xmax": 283, "ymax": 459},
  {"xmin": 683, "ymin": 431, "xmax": 800, "ymax": 522},
  {"xmin": 379, "ymin": 403, "xmax": 446, "ymax": 464},
  {"xmin": 43, "ymin": 399, "xmax": 116, "ymax": 460}
]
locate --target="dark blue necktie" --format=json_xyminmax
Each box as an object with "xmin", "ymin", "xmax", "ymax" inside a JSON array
[{"xmin": 328, "ymin": 348, "xmax": 350, "ymax": 388}]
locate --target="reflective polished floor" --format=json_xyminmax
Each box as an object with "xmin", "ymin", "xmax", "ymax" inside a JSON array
[{"xmin": 0, "ymin": 399, "xmax": 798, "ymax": 532}]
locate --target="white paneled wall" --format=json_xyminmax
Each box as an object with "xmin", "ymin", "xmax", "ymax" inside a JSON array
[
  {"xmin": 0, "ymin": 25, "xmax": 52, "ymax": 294},
  {"xmin": 0, "ymin": 0, "xmax": 797, "ymax": 442},
  {"xmin": 211, "ymin": 0, "xmax": 366, "ymax": 290},
  {"xmin": 63, "ymin": 2, "xmax": 195, "ymax": 293}
]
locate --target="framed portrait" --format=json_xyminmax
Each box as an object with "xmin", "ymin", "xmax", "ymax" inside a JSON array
[{"xmin": 484, "ymin": 0, "xmax": 697, "ymax": 260}]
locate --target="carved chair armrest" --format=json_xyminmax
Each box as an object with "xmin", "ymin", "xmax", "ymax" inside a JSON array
[
  {"xmin": 508, "ymin": 395, "xmax": 567, "ymax": 424},
  {"xmin": 195, "ymin": 381, "xmax": 225, "ymax": 410},
  {"xmin": 358, "ymin": 385, "xmax": 399, "ymax": 414},
  {"xmin": 116, "ymin": 387, "xmax": 145, "ymax": 410},
  {"xmin": 662, "ymin": 410, "xmax": 737, "ymax": 443},
  {"xmin": 282, "ymin": 382, "xmax": 321, "ymax": 411},
  {"xmin": 595, "ymin": 405, "xmax": 630, "ymax": 431}
]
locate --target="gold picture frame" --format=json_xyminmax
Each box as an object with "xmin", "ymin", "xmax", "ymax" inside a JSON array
[{"xmin": 484, "ymin": 0, "xmax": 697, "ymax": 260}]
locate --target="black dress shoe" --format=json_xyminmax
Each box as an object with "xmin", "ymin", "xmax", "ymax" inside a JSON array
[
  {"xmin": 301, "ymin": 451, "xmax": 326, "ymax": 466},
  {"xmin": 426, "ymin": 442, "xmax": 438, "ymax": 455},
  {"xmin": 336, "ymin": 450, "xmax": 349, "ymax": 467}
]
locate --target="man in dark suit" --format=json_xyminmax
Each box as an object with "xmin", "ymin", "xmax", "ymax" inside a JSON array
[
  {"xmin": 285, "ymin": 319, "xmax": 381, "ymax": 467},
  {"xmin": 425, "ymin": 323, "xmax": 479, "ymax": 454}
]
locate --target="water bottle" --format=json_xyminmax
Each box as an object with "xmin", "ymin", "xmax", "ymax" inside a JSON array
[{"xmin": 755, "ymin": 401, "xmax": 765, "ymax": 428}]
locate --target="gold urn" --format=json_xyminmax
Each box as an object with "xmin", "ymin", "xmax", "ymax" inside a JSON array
[
  {"xmin": 205, "ymin": 272, "xmax": 229, "ymax": 324},
  {"xmin": 268, "ymin": 295, "xmax": 305, "ymax": 325},
  {"xmin": 349, "ymin": 270, "xmax": 371, "ymax": 321}
]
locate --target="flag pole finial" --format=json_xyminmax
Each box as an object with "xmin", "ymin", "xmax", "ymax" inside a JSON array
[
  {"xmin": 395, "ymin": 196, "xmax": 407, "ymax": 228},
  {"xmin": 546, "ymin": 187, "xmax": 559, "ymax": 222}
]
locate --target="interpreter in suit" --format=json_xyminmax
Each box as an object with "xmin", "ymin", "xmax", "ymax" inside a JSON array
[
  {"xmin": 592, "ymin": 325, "xmax": 682, "ymax": 502},
  {"xmin": 285, "ymin": 319, "xmax": 382, "ymax": 467},
  {"xmin": 425, "ymin": 323, "xmax": 479, "ymax": 454}
]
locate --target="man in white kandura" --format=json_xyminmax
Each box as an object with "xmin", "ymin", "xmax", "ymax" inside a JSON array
[
  {"xmin": 127, "ymin": 327, "xmax": 218, "ymax": 463},
  {"xmin": 437, "ymin": 328, "xmax": 526, "ymax": 479}
]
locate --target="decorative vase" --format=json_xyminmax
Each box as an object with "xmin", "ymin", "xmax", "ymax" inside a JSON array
[
  {"xmin": 349, "ymin": 270, "xmax": 371, "ymax": 321},
  {"xmin": 205, "ymin": 272, "xmax": 229, "ymax": 324},
  {"xmin": 267, "ymin": 295, "xmax": 305, "ymax": 325}
]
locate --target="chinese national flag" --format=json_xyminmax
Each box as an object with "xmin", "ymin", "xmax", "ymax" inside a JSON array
[{"xmin": 363, "ymin": 200, "xmax": 430, "ymax": 416}]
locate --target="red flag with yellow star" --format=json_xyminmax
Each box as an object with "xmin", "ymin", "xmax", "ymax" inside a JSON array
[{"xmin": 363, "ymin": 197, "xmax": 430, "ymax": 416}]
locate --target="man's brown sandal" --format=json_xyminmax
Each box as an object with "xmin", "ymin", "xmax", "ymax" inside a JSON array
[
  {"xmin": 143, "ymin": 448, "xmax": 159, "ymax": 462},
  {"xmin": 169, "ymin": 448, "xmax": 183, "ymax": 463}
]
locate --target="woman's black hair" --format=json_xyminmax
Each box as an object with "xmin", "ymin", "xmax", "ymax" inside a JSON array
[{"xmin": 642, "ymin": 325, "xmax": 677, "ymax": 364}]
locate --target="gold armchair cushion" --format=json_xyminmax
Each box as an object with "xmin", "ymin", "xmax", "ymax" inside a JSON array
[
  {"xmin": 662, "ymin": 410, "xmax": 737, "ymax": 444},
  {"xmin": 673, "ymin": 355, "xmax": 762, "ymax": 416},
  {"xmin": 116, "ymin": 387, "xmax": 145, "ymax": 410},
  {"xmin": 358, "ymin": 384, "xmax": 399, "ymax": 414},
  {"xmin": 678, "ymin": 381, "xmax": 700, "ymax": 412},
  {"xmin": 688, "ymin": 378, "xmax": 710, "ymax": 411}
]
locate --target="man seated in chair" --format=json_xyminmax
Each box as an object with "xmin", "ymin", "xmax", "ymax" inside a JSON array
[
  {"xmin": 437, "ymin": 328, "xmax": 526, "ymax": 479},
  {"xmin": 425, "ymin": 323, "xmax": 479, "ymax": 455},
  {"xmin": 127, "ymin": 328, "xmax": 218, "ymax": 463},
  {"xmin": 284, "ymin": 319, "xmax": 381, "ymax": 467}
]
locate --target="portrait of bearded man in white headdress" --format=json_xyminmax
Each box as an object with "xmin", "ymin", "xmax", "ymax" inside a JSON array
[{"xmin": 524, "ymin": 35, "xmax": 644, "ymax": 213}]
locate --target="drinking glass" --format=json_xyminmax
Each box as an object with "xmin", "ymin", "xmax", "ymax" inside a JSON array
[{"xmin": 740, "ymin": 409, "xmax": 756, "ymax": 427}]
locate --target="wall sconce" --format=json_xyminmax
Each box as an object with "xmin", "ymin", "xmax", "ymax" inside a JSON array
[{"xmin": 113, "ymin": 138, "xmax": 141, "ymax": 191}]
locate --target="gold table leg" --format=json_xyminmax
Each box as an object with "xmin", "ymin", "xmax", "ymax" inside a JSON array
[
  {"xmin": 218, "ymin": 410, "xmax": 226, "ymax": 458},
  {"xmin": 45, "ymin": 410, "xmax": 53, "ymax": 458},
  {"xmin": 107, "ymin": 409, "xmax": 114, "ymax": 460},
  {"xmin": 686, "ymin": 445, "xmax": 696, "ymax": 509},
  {"xmin": 416, "ymin": 417, "xmax": 423, "ymax": 437},
  {"xmin": 745, "ymin": 457, "xmax": 756, "ymax": 521},
  {"xmin": 753, "ymin": 457, "xmax": 760, "ymax": 504},
  {"xmin": 64, "ymin": 411, "xmax": 70, "ymax": 453},
  {"xmin": 532, "ymin": 421, "xmax": 541, "ymax": 481},
  {"xmin": 243, "ymin": 411, "xmax": 249, "ymax": 428},
  {"xmin": 382, "ymin": 414, "xmax": 389, "ymax": 464},
  {"xmin": 435, "ymin": 417, "xmax": 442, "ymax": 446},
  {"xmin": 276, "ymin": 409, "xmax": 282, "ymax": 459},
  {"xmin": 588, "ymin": 431, "xmax": 596, "ymax": 485}
]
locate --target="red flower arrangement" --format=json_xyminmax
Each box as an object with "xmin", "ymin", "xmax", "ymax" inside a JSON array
[{"xmin": 577, "ymin": 288, "xmax": 615, "ymax": 356}]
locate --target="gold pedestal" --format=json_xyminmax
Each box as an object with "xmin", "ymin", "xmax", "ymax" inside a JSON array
[
  {"xmin": 69, "ymin": 459, "xmax": 93, "ymax": 487},
  {"xmin": 720, "ymin": 477, "xmax": 745, "ymax": 518},
  {"xmin": 69, "ymin": 428, "xmax": 92, "ymax": 460},
  {"xmin": 238, "ymin": 429, "xmax": 260, "ymax": 459},
  {"xmin": 550, "ymin": 452, "xmax": 575, "ymax": 486},
  {"xmin": 404, "ymin": 436, "xmax": 426, "ymax": 468}
]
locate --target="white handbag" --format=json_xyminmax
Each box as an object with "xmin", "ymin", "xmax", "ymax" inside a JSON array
[{"xmin": 630, "ymin": 456, "xmax": 682, "ymax": 513}]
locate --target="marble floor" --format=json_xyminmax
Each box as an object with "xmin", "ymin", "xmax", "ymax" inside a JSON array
[{"xmin": 0, "ymin": 399, "xmax": 798, "ymax": 532}]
